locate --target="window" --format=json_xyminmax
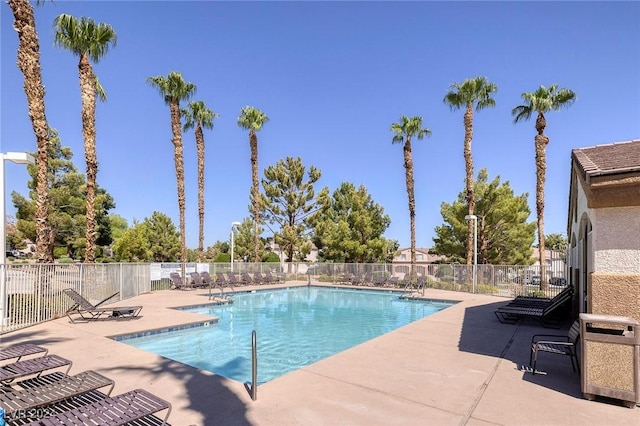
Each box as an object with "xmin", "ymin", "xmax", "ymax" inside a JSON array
[{"xmin": 416, "ymin": 254, "xmax": 424, "ymax": 261}]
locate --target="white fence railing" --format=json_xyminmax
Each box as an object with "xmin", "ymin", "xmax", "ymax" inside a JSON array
[{"xmin": 1, "ymin": 261, "xmax": 567, "ymax": 334}]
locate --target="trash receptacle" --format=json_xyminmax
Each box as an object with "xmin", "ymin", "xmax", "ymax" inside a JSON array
[{"xmin": 580, "ymin": 313, "xmax": 640, "ymax": 408}]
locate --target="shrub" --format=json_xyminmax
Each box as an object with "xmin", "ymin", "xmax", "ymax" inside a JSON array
[
  {"xmin": 476, "ymin": 284, "xmax": 495, "ymax": 295},
  {"xmin": 58, "ymin": 257, "xmax": 73, "ymax": 264}
]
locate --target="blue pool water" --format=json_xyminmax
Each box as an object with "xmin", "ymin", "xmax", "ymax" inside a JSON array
[{"xmin": 117, "ymin": 286, "xmax": 455, "ymax": 383}]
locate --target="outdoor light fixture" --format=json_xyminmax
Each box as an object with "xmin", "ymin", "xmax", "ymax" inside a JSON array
[
  {"xmin": 230, "ymin": 221, "xmax": 241, "ymax": 272},
  {"xmin": 1, "ymin": 152, "xmax": 35, "ymax": 328},
  {"xmin": 464, "ymin": 214, "xmax": 478, "ymax": 294}
]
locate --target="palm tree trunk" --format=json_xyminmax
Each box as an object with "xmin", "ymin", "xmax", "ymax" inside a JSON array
[
  {"xmin": 403, "ymin": 139, "xmax": 416, "ymax": 281},
  {"xmin": 9, "ymin": 0, "xmax": 53, "ymax": 263},
  {"xmin": 534, "ymin": 133, "xmax": 549, "ymax": 291},
  {"xmin": 170, "ymin": 101, "xmax": 187, "ymax": 275},
  {"xmin": 250, "ymin": 130, "xmax": 260, "ymax": 263},
  {"xmin": 79, "ymin": 54, "xmax": 98, "ymax": 263},
  {"xmin": 534, "ymin": 111, "xmax": 548, "ymax": 291},
  {"xmin": 463, "ymin": 104, "xmax": 475, "ymax": 268},
  {"xmin": 195, "ymin": 124, "xmax": 205, "ymax": 262}
]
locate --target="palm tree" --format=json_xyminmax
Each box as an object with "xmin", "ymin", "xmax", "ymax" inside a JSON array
[
  {"xmin": 147, "ymin": 72, "xmax": 196, "ymax": 272},
  {"xmin": 8, "ymin": 0, "xmax": 53, "ymax": 262},
  {"xmin": 237, "ymin": 106, "xmax": 269, "ymax": 263},
  {"xmin": 444, "ymin": 76, "xmax": 497, "ymax": 267},
  {"xmin": 53, "ymin": 14, "xmax": 117, "ymax": 263},
  {"xmin": 512, "ymin": 84, "xmax": 576, "ymax": 290},
  {"xmin": 182, "ymin": 101, "xmax": 218, "ymax": 262},
  {"xmin": 391, "ymin": 116, "xmax": 431, "ymax": 281}
]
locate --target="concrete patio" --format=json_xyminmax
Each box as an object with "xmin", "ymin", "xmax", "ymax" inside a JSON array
[{"xmin": 1, "ymin": 283, "xmax": 638, "ymax": 425}]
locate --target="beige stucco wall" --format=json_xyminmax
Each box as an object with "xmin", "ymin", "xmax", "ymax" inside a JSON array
[
  {"xmin": 589, "ymin": 273, "xmax": 640, "ymax": 321},
  {"xmin": 592, "ymin": 207, "xmax": 640, "ymax": 273}
]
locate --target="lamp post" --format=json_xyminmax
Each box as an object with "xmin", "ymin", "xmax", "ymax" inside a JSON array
[
  {"xmin": 464, "ymin": 214, "xmax": 478, "ymax": 294},
  {"xmin": 230, "ymin": 221, "xmax": 241, "ymax": 272},
  {"xmin": 1, "ymin": 152, "xmax": 35, "ymax": 327}
]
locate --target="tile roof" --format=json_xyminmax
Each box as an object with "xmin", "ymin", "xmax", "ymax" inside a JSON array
[{"xmin": 572, "ymin": 139, "xmax": 640, "ymax": 179}]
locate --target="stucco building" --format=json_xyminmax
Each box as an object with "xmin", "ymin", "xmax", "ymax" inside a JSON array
[{"xmin": 566, "ymin": 139, "xmax": 640, "ymax": 320}]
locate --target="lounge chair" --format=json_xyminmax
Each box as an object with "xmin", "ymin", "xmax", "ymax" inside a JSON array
[
  {"xmin": 0, "ymin": 344, "xmax": 48, "ymax": 363},
  {"xmin": 241, "ymin": 272, "xmax": 255, "ymax": 285},
  {"xmin": 529, "ymin": 319, "xmax": 580, "ymax": 374},
  {"xmin": 371, "ymin": 274, "xmax": 387, "ymax": 287},
  {"xmin": 0, "ymin": 354, "xmax": 72, "ymax": 383},
  {"xmin": 169, "ymin": 272, "xmax": 189, "ymax": 289},
  {"xmin": 227, "ymin": 272, "xmax": 241, "ymax": 286},
  {"xmin": 26, "ymin": 388, "xmax": 172, "ymax": 426},
  {"xmin": 494, "ymin": 286, "xmax": 573, "ymax": 328},
  {"xmin": 387, "ymin": 276, "xmax": 399, "ymax": 288},
  {"xmin": 190, "ymin": 272, "xmax": 208, "ymax": 288},
  {"xmin": 200, "ymin": 271, "xmax": 214, "ymax": 286},
  {"xmin": 215, "ymin": 272, "xmax": 228, "ymax": 285},
  {"xmin": 0, "ymin": 370, "xmax": 114, "ymax": 417},
  {"xmin": 253, "ymin": 272, "xmax": 266, "ymax": 284},
  {"xmin": 362, "ymin": 271, "xmax": 373, "ymax": 285},
  {"xmin": 350, "ymin": 273, "xmax": 364, "ymax": 286},
  {"xmin": 497, "ymin": 285, "xmax": 573, "ymax": 310},
  {"xmin": 337, "ymin": 273, "xmax": 352, "ymax": 284},
  {"xmin": 264, "ymin": 270, "xmax": 281, "ymax": 284},
  {"xmin": 63, "ymin": 288, "xmax": 142, "ymax": 323}
]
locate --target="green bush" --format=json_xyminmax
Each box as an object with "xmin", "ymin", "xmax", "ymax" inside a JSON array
[
  {"xmin": 53, "ymin": 247, "xmax": 68, "ymax": 259},
  {"xmin": 214, "ymin": 253, "xmax": 230, "ymax": 263},
  {"xmin": 261, "ymin": 252, "xmax": 280, "ymax": 263},
  {"xmin": 58, "ymin": 257, "xmax": 73, "ymax": 264},
  {"xmin": 476, "ymin": 284, "xmax": 495, "ymax": 294}
]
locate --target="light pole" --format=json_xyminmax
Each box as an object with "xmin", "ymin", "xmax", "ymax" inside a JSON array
[
  {"xmin": 230, "ymin": 221, "xmax": 241, "ymax": 272},
  {"xmin": 1, "ymin": 152, "xmax": 35, "ymax": 327},
  {"xmin": 464, "ymin": 214, "xmax": 478, "ymax": 294}
]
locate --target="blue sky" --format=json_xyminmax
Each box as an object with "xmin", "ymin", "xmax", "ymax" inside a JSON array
[{"xmin": 2, "ymin": 1, "xmax": 639, "ymax": 250}]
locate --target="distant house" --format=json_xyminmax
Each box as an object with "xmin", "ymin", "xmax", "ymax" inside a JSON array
[
  {"xmin": 567, "ymin": 139, "xmax": 640, "ymax": 321},
  {"xmin": 530, "ymin": 248, "xmax": 567, "ymax": 279},
  {"xmin": 392, "ymin": 247, "xmax": 444, "ymax": 276}
]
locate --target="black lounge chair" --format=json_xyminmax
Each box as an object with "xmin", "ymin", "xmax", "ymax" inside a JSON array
[
  {"xmin": 190, "ymin": 272, "xmax": 208, "ymax": 288},
  {"xmin": 200, "ymin": 271, "xmax": 214, "ymax": 286},
  {"xmin": 350, "ymin": 273, "xmax": 364, "ymax": 286},
  {"xmin": 63, "ymin": 288, "xmax": 142, "ymax": 323},
  {"xmin": 227, "ymin": 272, "xmax": 241, "ymax": 286},
  {"xmin": 387, "ymin": 276, "xmax": 399, "ymax": 288},
  {"xmin": 215, "ymin": 272, "xmax": 228, "ymax": 285},
  {"xmin": 495, "ymin": 286, "xmax": 573, "ymax": 328},
  {"xmin": 510, "ymin": 285, "xmax": 573, "ymax": 308},
  {"xmin": 253, "ymin": 272, "xmax": 266, "ymax": 284},
  {"xmin": 0, "ymin": 370, "xmax": 114, "ymax": 418},
  {"xmin": 264, "ymin": 270, "xmax": 282, "ymax": 284},
  {"xmin": 26, "ymin": 388, "xmax": 172, "ymax": 426},
  {"xmin": 241, "ymin": 272, "xmax": 255, "ymax": 285},
  {"xmin": 0, "ymin": 344, "xmax": 48, "ymax": 363},
  {"xmin": 372, "ymin": 274, "xmax": 387, "ymax": 287},
  {"xmin": 169, "ymin": 272, "xmax": 189, "ymax": 289},
  {"xmin": 529, "ymin": 319, "xmax": 580, "ymax": 374},
  {"xmin": 0, "ymin": 354, "xmax": 72, "ymax": 383}
]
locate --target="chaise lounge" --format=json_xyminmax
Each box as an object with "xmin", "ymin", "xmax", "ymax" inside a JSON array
[
  {"xmin": 0, "ymin": 344, "xmax": 48, "ymax": 363},
  {"xmin": 495, "ymin": 285, "xmax": 573, "ymax": 328},
  {"xmin": 63, "ymin": 288, "xmax": 142, "ymax": 323},
  {"xmin": 0, "ymin": 370, "xmax": 115, "ymax": 418},
  {"xmin": 0, "ymin": 354, "xmax": 72, "ymax": 383},
  {"xmin": 26, "ymin": 388, "xmax": 172, "ymax": 426}
]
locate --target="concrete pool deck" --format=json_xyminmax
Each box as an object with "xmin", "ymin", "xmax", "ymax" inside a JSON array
[{"xmin": 1, "ymin": 282, "xmax": 638, "ymax": 425}]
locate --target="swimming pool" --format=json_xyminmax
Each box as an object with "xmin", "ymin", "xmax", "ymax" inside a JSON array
[{"xmin": 116, "ymin": 286, "xmax": 455, "ymax": 383}]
